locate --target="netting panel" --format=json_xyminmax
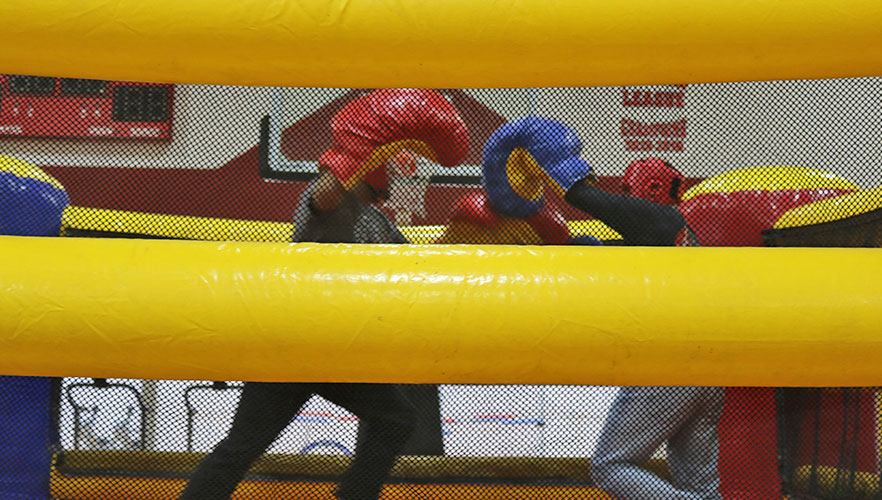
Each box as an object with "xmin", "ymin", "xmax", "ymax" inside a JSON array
[{"xmin": 2, "ymin": 77, "xmax": 882, "ymax": 500}]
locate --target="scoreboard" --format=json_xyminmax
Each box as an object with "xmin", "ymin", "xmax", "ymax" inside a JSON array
[{"xmin": 0, "ymin": 74, "xmax": 174, "ymax": 140}]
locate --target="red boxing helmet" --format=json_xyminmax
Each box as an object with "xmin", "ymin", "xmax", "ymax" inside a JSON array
[
  {"xmin": 622, "ymin": 157, "xmax": 685, "ymax": 205},
  {"xmin": 319, "ymin": 89, "xmax": 469, "ymax": 194}
]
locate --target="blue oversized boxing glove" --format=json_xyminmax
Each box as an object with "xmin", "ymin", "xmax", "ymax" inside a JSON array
[
  {"xmin": 482, "ymin": 116, "xmax": 592, "ymax": 218},
  {"xmin": 0, "ymin": 155, "xmax": 69, "ymax": 236}
]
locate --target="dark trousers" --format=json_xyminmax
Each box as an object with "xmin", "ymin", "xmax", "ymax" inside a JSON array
[
  {"xmin": 178, "ymin": 382, "xmax": 416, "ymax": 500},
  {"xmin": 359, "ymin": 384, "xmax": 444, "ymax": 456}
]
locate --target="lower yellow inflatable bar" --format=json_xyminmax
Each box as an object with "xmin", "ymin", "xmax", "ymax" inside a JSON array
[
  {"xmin": 2, "ymin": 0, "xmax": 881, "ymax": 87},
  {"xmin": 1, "ymin": 236, "xmax": 881, "ymax": 387}
]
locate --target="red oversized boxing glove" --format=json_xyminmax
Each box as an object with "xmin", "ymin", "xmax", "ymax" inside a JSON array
[
  {"xmin": 449, "ymin": 191, "xmax": 504, "ymax": 228},
  {"xmin": 525, "ymin": 202, "xmax": 572, "ymax": 245},
  {"xmin": 320, "ymin": 89, "xmax": 469, "ymax": 193},
  {"xmin": 439, "ymin": 191, "xmax": 572, "ymax": 245}
]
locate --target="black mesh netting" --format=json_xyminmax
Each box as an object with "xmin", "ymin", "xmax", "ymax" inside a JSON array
[{"xmin": 2, "ymin": 75, "xmax": 882, "ymax": 500}]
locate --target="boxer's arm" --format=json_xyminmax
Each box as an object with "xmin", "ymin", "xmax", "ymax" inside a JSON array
[
  {"xmin": 565, "ymin": 182, "xmax": 686, "ymax": 246},
  {"xmin": 309, "ymin": 168, "xmax": 347, "ymax": 213}
]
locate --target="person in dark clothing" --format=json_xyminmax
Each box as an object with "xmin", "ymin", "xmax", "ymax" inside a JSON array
[
  {"xmin": 177, "ymin": 88, "xmax": 469, "ymax": 500},
  {"xmin": 493, "ymin": 116, "xmax": 722, "ymax": 500},
  {"xmin": 564, "ymin": 162, "xmax": 723, "ymax": 500}
]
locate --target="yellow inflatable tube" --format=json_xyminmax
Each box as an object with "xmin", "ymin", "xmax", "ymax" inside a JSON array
[
  {"xmin": 2, "ymin": 236, "xmax": 882, "ymax": 387},
  {"xmin": 2, "ymin": 0, "xmax": 882, "ymax": 88},
  {"xmin": 774, "ymin": 185, "xmax": 882, "ymax": 229}
]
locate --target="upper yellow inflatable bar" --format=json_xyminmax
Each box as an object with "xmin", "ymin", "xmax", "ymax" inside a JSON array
[{"xmin": 2, "ymin": 0, "xmax": 881, "ymax": 87}]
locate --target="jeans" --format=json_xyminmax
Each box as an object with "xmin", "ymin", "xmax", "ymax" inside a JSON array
[{"xmin": 592, "ymin": 386, "xmax": 725, "ymax": 500}]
